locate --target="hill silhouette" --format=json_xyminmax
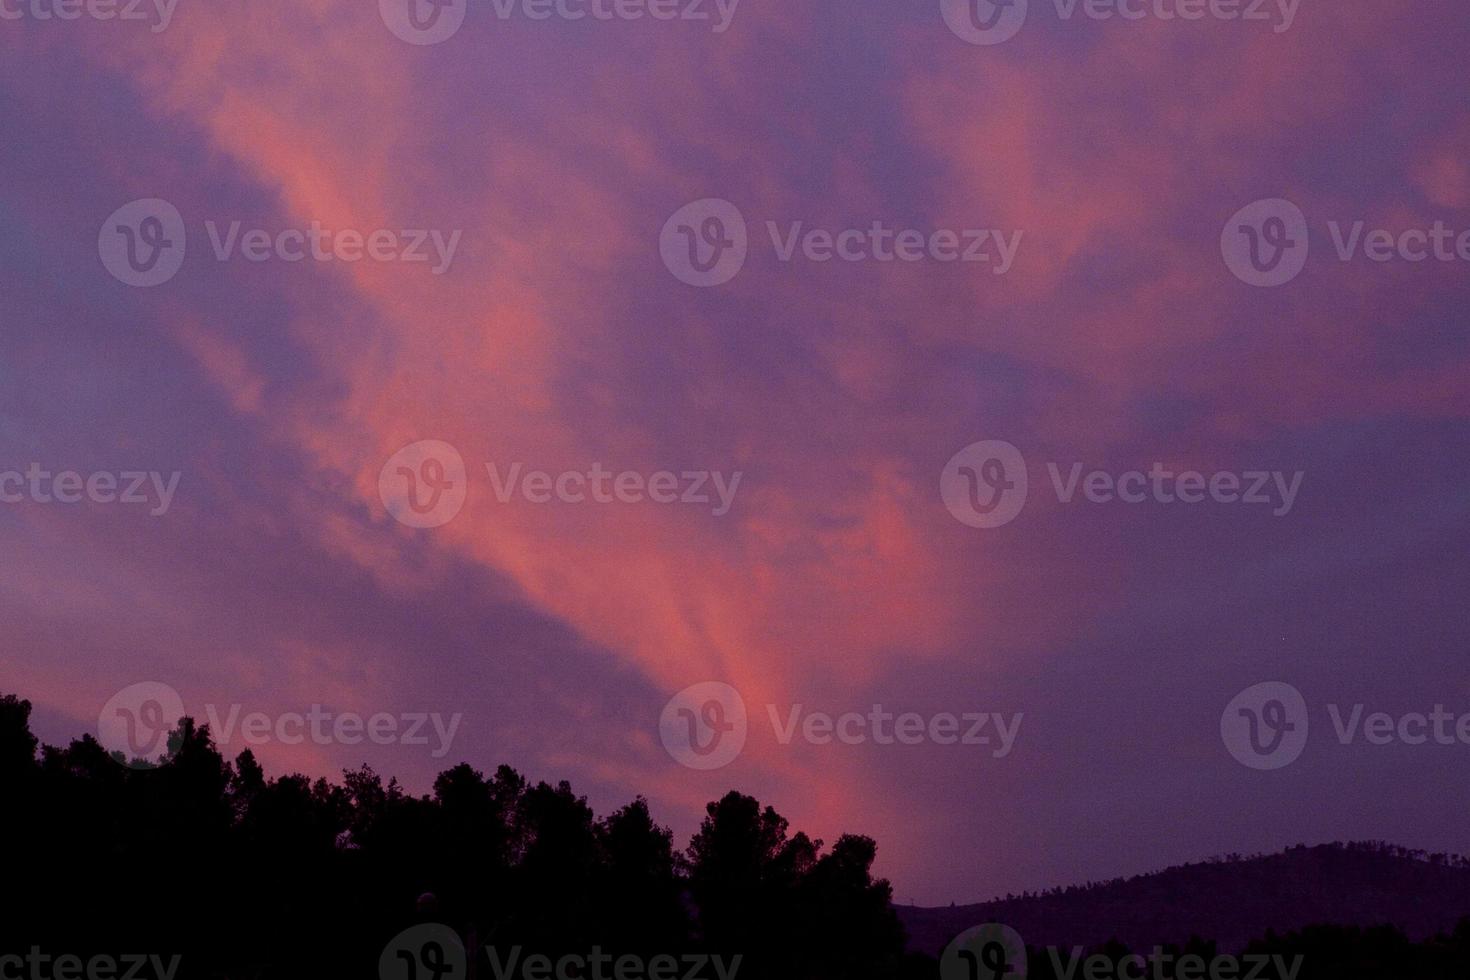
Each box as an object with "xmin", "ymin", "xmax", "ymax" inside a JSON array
[
  {"xmin": 6, "ymin": 690, "xmax": 1470, "ymax": 980},
  {"xmin": 899, "ymin": 842, "xmax": 1470, "ymax": 956}
]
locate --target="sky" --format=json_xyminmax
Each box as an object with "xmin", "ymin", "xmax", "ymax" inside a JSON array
[{"xmin": 2, "ymin": 0, "xmax": 1469, "ymax": 907}]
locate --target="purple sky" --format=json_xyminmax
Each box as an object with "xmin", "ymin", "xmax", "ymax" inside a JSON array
[{"xmin": 2, "ymin": 0, "xmax": 1469, "ymax": 906}]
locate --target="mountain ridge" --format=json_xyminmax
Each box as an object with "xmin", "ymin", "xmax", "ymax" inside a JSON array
[{"xmin": 897, "ymin": 841, "xmax": 1470, "ymax": 956}]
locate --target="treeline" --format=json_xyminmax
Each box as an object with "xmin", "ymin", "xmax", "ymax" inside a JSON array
[
  {"xmin": 985, "ymin": 842, "xmax": 1470, "ymax": 904},
  {"xmin": 4, "ymin": 692, "xmax": 1467, "ymax": 980},
  {"xmin": 0, "ymin": 694, "xmax": 917, "ymax": 980}
]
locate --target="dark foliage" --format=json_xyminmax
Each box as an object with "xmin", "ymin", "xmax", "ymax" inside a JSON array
[
  {"xmin": 3, "ymin": 693, "xmax": 1467, "ymax": 980},
  {"xmin": 0, "ymin": 694, "xmax": 901, "ymax": 980}
]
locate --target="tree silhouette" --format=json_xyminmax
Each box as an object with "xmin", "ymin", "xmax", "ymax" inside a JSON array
[
  {"xmin": 3, "ymin": 690, "xmax": 1468, "ymax": 980},
  {"xmin": 0, "ymin": 693, "xmax": 909, "ymax": 979}
]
